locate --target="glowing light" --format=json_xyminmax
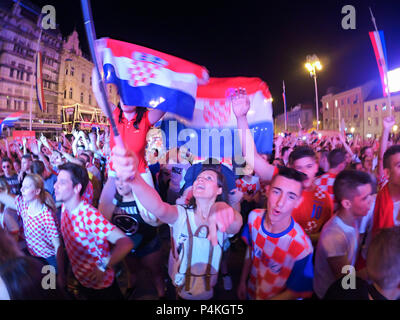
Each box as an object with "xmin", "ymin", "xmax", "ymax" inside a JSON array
[
  {"xmin": 149, "ymin": 97, "xmax": 166, "ymax": 108},
  {"xmin": 350, "ymin": 127, "xmax": 355, "ymax": 133},
  {"xmin": 388, "ymin": 68, "xmax": 400, "ymax": 93},
  {"xmin": 394, "ymin": 125, "xmax": 398, "ymax": 132},
  {"xmin": 366, "ymin": 133, "xmax": 372, "ymax": 138}
]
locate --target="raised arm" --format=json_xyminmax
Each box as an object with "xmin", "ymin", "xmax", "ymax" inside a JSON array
[
  {"xmin": 111, "ymin": 146, "xmax": 179, "ymax": 224},
  {"xmin": 378, "ymin": 116, "xmax": 395, "ymax": 178},
  {"xmin": 0, "ymin": 191, "xmax": 17, "ymax": 211},
  {"xmin": 231, "ymin": 88, "xmax": 276, "ymax": 182}
]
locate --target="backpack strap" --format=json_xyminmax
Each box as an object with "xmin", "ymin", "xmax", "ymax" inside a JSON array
[
  {"xmin": 193, "ymin": 224, "xmax": 217, "ymax": 292},
  {"xmin": 184, "ymin": 208, "xmax": 194, "ymax": 292}
]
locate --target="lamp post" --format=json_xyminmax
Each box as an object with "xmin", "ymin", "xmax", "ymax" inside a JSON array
[{"xmin": 305, "ymin": 54, "xmax": 322, "ymax": 130}]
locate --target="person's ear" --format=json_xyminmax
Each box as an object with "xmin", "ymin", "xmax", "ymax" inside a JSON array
[
  {"xmin": 217, "ymin": 186, "xmax": 222, "ymax": 196},
  {"xmin": 73, "ymin": 183, "xmax": 83, "ymax": 196},
  {"xmin": 341, "ymin": 199, "xmax": 352, "ymax": 210}
]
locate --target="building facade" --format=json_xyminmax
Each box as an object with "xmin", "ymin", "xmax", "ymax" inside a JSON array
[
  {"xmin": 275, "ymin": 104, "xmax": 315, "ymax": 133},
  {"xmin": 57, "ymin": 30, "xmax": 118, "ymax": 132},
  {"xmin": 0, "ymin": 0, "xmax": 63, "ymax": 132},
  {"xmin": 320, "ymin": 81, "xmax": 375, "ymax": 137},
  {"xmin": 363, "ymin": 93, "xmax": 400, "ymax": 138}
]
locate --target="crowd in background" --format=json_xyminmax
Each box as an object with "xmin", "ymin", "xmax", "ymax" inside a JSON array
[{"xmin": 1, "ymin": 90, "xmax": 400, "ymax": 301}]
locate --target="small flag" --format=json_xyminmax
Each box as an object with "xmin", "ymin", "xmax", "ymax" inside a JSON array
[
  {"xmin": 369, "ymin": 31, "xmax": 389, "ymax": 96},
  {"xmin": 160, "ymin": 77, "xmax": 274, "ymax": 159},
  {"xmin": 35, "ymin": 51, "xmax": 46, "ymax": 112},
  {"xmin": 95, "ymin": 38, "xmax": 209, "ymax": 120},
  {"xmin": 0, "ymin": 112, "xmax": 23, "ymax": 132}
]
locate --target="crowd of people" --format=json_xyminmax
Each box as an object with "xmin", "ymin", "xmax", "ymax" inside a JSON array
[{"xmin": 0, "ymin": 87, "xmax": 400, "ymax": 301}]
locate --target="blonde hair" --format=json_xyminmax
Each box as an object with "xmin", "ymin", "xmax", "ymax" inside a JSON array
[
  {"xmin": 23, "ymin": 174, "xmax": 56, "ymax": 214},
  {"xmin": 0, "ymin": 177, "xmax": 10, "ymax": 213}
]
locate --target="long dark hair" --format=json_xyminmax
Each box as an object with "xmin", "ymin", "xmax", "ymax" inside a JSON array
[
  {"xmin": 117, "ymin": 102, "xmax": 147, "ymax": 129},
  {"xmin": 186, "ymin": 166, "xmax": 229, "ymax": 210}
]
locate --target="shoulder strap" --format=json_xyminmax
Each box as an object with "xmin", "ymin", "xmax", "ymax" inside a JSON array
[{"xmin": 184, "ymin": 207, "xmax": 194, "ymax": 291}]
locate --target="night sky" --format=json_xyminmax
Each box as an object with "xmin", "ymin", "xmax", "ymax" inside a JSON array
[{"xmin": 28, "ymin": 0, "xmax": 400, "ymax": 116}]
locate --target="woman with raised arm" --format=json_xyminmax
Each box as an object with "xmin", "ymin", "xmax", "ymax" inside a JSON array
[{"xmin": 111, "ymin": 146, "xmax": 243, "ymax": 300}]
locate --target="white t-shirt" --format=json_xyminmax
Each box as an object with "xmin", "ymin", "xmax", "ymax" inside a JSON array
[
  {"xmin": 168, "ymin": 205, "xmax": 232, "ymax": 300},
  {"xmin": 313, "ymin": 215, "xmax": 359, "ymax": 299},
  {"xmin": 393, "ymin": 201, "xmax": 400, "ymax": 227}
]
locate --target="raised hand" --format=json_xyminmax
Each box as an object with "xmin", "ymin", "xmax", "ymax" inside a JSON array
[
  {"xmin": 207, "ymin": 202, "xmax": 235, "ymax": 246},
  {"xmin": 110, "ymin": 145, "xmax": 138, "ymax": 182},
  {"xmin": 383, "ymin": 116, "xmax": 396, "ymax": 131},
  {"xmin": 230, "ymin": 87, "xmax": 251, "ymax": 119}
]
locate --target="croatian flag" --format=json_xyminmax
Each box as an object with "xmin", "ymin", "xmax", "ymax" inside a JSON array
[
  {"xmin": 160, "ymin": 77, "xmax": 274, "ymax": 160},
  {"xmin": 0, "ymin": 112, "xmax": 23, "ymax": 132},
  {"xmin": 95, "ymin": 38, "xmax": 209, "ymax": 120},
  {"xmin": 35, "ymin": 51, "xmax": 46, "ymax": 112},
  {"xmin": 369, "ymin": 31, "xmax": 389, "ymax": 96}
]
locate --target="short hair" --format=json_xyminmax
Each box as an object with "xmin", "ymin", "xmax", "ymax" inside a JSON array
[
  {"xmin": 288, "ymin": 146, "xmax": 316, "ymax": 165},
  {"xmin": 367, "ymin": 227, "xmax": 400, "ymax": 290},
  {"xmin": 30, "ymin": 160, "xmax": 45, "ymax": 176},
  {"xmin": 328, "ymin": 148, "xmax": 347, "ymax": 169},
  {"xmin": 333, "ymin": 170, "xmax": 372, "ymax": 205},
  {"xmin": 383, "ymin": 145, "xmax": 400, "ymax": 169},
  {"xmin": 270, "ymin": 166, "xmax": 307, "ymax": 188},
  {"xmin": 58, "ymin": 163, "xmax": 89, "ymax": 197},
  {"xmin": 2, "ymin": 157, "xmax": 12, "ymax": 165}
]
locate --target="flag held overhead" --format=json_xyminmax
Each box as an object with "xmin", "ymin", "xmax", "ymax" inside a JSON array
[
  {"xmin": 161, "ymin": 77, "xmax": 274, "ymax": 160},
  {"xmin": 95, "ymin": 38, "xmax": 209, "ymax": 120}
]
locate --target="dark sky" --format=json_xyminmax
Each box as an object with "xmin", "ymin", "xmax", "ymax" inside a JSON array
[{"xmin": 29, "ymin": 0, "xmax": 400, "ymax": 116}]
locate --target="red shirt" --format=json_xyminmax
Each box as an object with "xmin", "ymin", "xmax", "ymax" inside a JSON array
[
  {"xmin": 109, "ymin": 108, "xmax": 151, "ymax": 174},
  {"xmin": 292, "ymin": 185, "xmax": 333, "ymax": 235}
]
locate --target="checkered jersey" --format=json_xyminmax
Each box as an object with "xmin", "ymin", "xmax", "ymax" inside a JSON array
[
  {"xmin": 60, "ymin": 201, "xmax": 116, "ymax": 289},
  {"xmin": 236, "ymin": 176, "xmax": 260, "ymax": 194},
  {"xmin": 82, "ymin": 180, "xmax": 94, "ymax": 205},
  {"xmin": 243, "ymin": 209, "xmax": 313, "ymax": 300},
  {"xmin": 15, "ymin": 196, "xmax": 59, "ymax": 258},
  {"xmin": 292, "ymin": 185, "xmax": 333, "ymax": 235},
  {"xmin": 314, "ymin": 172, "xmax": 337, "ymax": 201}
]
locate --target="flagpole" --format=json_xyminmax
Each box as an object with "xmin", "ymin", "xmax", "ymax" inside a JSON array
[
  {"xmin": 369, "ymin": 7, "xmax": 392, "ymax": 117},
  {"xmin": 30, "ymin": 26, "xmax": 43, "ymax": 131},
  {"xmin": 80, "ymin": 0, "xmax": 125, "ymax": 149},
  {"xmin": 283, "ymin": 80, "xmax": 287, "ymax": 132}
]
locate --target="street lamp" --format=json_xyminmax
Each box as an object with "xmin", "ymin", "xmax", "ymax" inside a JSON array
[{"xmin": 305, "ymin": 54, "xmax": 322, "ymax": 130}]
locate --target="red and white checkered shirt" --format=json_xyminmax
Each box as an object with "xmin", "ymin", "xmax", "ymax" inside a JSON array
[
  {"xmin": 236, "ymin": 176, "xmax": 260, "ymax": 195},
  {"xmin": 15, "ymin": 196, "xmax": 59, "ymax": 258},
  {"xmin": 82, "ymin": 180, "xmax": 94, "ymax": 205},
  {"xmin": 314, "ymin": 172, "xmax": 337, "ymax": 202},
  {"xmin": 242, "ymin": 209, "xmax": 313, "ymax": 299},
  {"xmin": 60, "ymin": 201, "xmax": 116, "ymax": 289}
]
